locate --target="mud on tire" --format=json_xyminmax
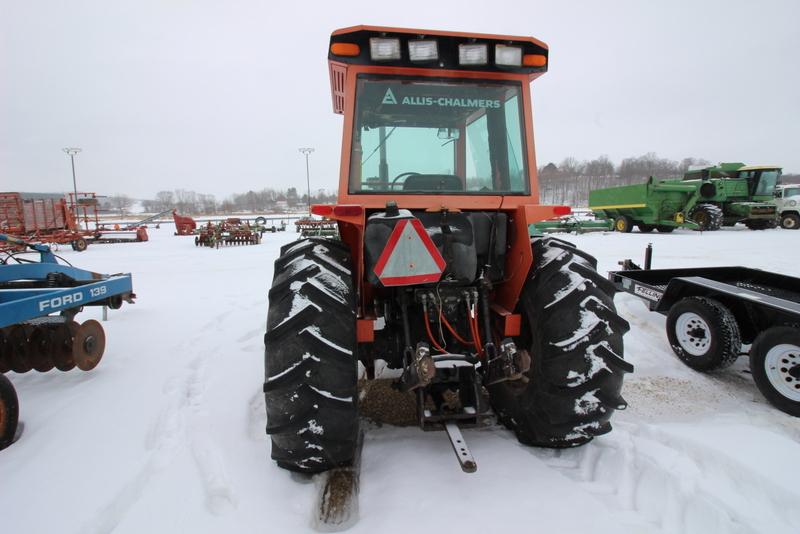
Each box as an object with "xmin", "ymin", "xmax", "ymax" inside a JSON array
[
  {"xmin": 488, "ymin": 237, "xmax": 632, "ymax": 447},
  {"xmin": 264, "ymin": 237, "xmax": 358, "ymax": 473}
]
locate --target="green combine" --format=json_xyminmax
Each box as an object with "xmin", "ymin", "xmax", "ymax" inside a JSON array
[{"xmin": 589, "ymin": 163, "xmax": 781, "ymax": 232}]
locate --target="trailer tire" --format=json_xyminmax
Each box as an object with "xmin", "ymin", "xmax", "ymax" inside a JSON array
[
  {"xmin": 264, "ymin": 237, "xmax": 358, "ymax": 473},
  {"xmin": 614, "ymin": 216, "xmax": 633, "ymax": 233},
  {"xmin": 780, "ymin": 213, "xmax": 800, "ymax": 230},
  {"xmin": 0, "ymin": 374, "xmax": 19, "ymax": 451},
  {"xmin": 637, "ymin": 224, "xmax": 655, "ymax": 233},
  {"xmin": 72, "ymin": 238, "xmax": 88, "ymax": 252},
  {"xmin": 666, "ymin": 297, "xmax": 741, "ymax": 371},
  {"xmin": 656, "ymin": 225, "xmax": 675, "ymax": 233},
  {"xmin": 488, "ymin": 237, "xmax": 633, "ymax": 448},
  {"xmin": 749, "ymin": 326, "xmax": 800, "ymax": 416},
  {"xmin": 688, "ymin": 204, "xmax": 723, "ymax": 231}
]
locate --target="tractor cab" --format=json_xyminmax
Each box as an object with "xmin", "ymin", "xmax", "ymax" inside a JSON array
[{"xmin": 327, "ymin": 26, "xmax": 549, "ymax": 210}]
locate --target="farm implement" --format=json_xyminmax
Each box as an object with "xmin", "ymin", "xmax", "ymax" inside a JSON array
[
  {"xmin": 529, "ymin": 213, "xmax": 613, "ymax": 234},
  {"xmin": 589, "ymin": 163, "xmax": 781, "ymax": 233},
  {"xmin": 612, "ymin": 245, "xmax": 800, "ymax": 416},
  {"xmin": 0, "ymin": 234, "xmax": 135, "ymax": 450},
  {"xmin": 262, "ymin": 26, "xmax": 633, "ymax": 528},
  {"xmin": 0, "ymin": 192, "xmax": 148, "ymax": 251},
  {"xmin": 195, "ymin": 219, "xmax": 262, "ymax": 247}
]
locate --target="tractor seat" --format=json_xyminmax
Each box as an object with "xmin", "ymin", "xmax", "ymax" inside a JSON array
[{"xmin": 402, "ymin": 174, "xmax": 464, "ymax": 192}]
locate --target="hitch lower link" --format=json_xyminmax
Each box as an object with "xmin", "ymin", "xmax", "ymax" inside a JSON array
[
  {"xmin": 483, "ymin": 338, "xmax": 531, "ymax": 386},
  {"xmin": 400, "ymin": 342, "xmax": 436, "ymax": 392}
]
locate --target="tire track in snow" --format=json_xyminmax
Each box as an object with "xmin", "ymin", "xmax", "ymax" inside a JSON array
[
  {"xmin": 537, "ymin": 422, "xmax": 799, "ymax": 533},
  {"xmin": 80, "ymin": 354, "xmax": 236, "ymax": 534}
]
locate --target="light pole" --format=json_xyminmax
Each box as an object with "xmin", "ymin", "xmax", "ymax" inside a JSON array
[
  {"xmin": 63, "ymin": 147, "xmax": 82, "ymax": 228},
  {"xmin": 298, "ymin": 147, "xmax": 314, "ymax": 216}
]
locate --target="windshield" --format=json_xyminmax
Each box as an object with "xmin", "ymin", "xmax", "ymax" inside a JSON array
[
  {"xmin": 349, "ymin": 76, "xmax": 529, "ymax": 194},
  {"xmin": 755, "ymin": 170, "xmax": 780, "ymax": 195},
  {"xmin": 782, "ymin": 187, "xmax": 800, "ymax": 198}
]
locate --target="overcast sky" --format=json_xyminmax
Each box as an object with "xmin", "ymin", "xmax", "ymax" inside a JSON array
[{"xmin": 2, "ymin": 0, "xmax": 798, "ymax": 200}]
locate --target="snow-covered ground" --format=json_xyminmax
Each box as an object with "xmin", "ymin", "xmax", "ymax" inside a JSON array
[{"xmin": 2, "ymin": 225, "xmax": 799, "ymax": 534}]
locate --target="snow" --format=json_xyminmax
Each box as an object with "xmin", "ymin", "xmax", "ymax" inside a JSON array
[{"xmin": 2, "ymin": 224, "xmax": 800, "ymax": 533}]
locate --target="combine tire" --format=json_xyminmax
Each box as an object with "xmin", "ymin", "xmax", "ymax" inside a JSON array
[
  {"xmin": 656, "ymin": 225, "xmax": 675, "ymax": 233},
  {"xmin": 666, "ymin": 297, "xmax": 741, "ymax": 371},
  {"xmin": 749, "ymin": 326, "xmax": 800, "ymax": 417},
  {"xmin": 688, "ymin": 204, "xmax": 723, "ymax": 231},
  {"xmin": 637, "ymin": 224, "xmax": 655, "ymax": 233},
  {"xmin": 745, "ymin": 219, "xmax": 777, "ymax": 230},
  {"xmin": 488, "ymin": 237, "xmax": 632, "ymax": 447},
  {"xmin": 613, "ymin": 215, "xmax": 633, "ymax": 233},
  {"xmin": 780, "ymin": 213, "xmax": 799, "ymax": 230},
  {"xmin": 0, "ymin": 374, "xmax": 19, "ymax": 450},
  {"xmin": 264, "ymin": 238, "xmax": 358, "ymax": 473}
]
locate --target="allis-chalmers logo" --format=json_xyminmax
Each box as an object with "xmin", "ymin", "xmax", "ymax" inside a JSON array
[{"xmin": 381, "ymin": 88, "xmax": 500, "ymax": 109}]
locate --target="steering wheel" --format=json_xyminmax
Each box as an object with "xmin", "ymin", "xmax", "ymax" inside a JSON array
[{"xmin": 391, "ymin": 172, "xmax": 420, "ymax": 188}]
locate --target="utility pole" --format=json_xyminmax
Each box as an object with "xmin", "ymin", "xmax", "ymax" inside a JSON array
[
  {"xmin": 298, "ymin": 147, "xmax": 314, "ymax": 216},
  {"xmin": 62, "ymin": 147, "xmax": 83, "ymax": 229}
]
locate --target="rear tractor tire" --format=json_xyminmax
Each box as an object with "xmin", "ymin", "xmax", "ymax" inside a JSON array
[
  {"xmin": 666, "ymin": 297, "xmax": 741, "ymax": 371},
  {"xmin": 688, "ymin": 204, "xmax": 723, "ymax": 231},
  {"xmin": 264, "ymin": 237, "xmax": 359, "ymax": 473},
  {"xmin": 488, "ymin": 237, "xmax": 633, "ymax": 447}
]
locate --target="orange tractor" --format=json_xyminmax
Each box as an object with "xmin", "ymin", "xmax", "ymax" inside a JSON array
[{"xmin": 264, "ymin": 26, "xmax": 632, "ymax": 474}]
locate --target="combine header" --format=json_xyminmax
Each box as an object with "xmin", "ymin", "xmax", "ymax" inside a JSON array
[
  {"xmin": 0, "ymin": 234, "xmax": 135, "ymax": 450},
  {"xmin": 262, "ymin": 25, "xmax": 632, "ymax": 525}
]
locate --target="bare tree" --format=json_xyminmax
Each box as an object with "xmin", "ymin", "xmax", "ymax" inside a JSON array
[
  {"xmin": 108, "ymin": 194, "xmax": 133, "ymax": 216},
  {"xmin": 155, "ymin": 190, "xmax": 174, "ymax": 212}
]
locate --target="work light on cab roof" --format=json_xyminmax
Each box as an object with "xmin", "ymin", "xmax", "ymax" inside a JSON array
[{"xmin": 263, "ymin": 25, "xmax": 631, "ymax": 494}]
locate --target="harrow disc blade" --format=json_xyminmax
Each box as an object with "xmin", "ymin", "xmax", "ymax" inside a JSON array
[
  {"xmin": 52, "ymin": 321, "xmax": 79, "ymax": 371},
  {"xmin": 7, "ymin": 326, "xmax": 33, "ymax": 374},
  {"xmin": 73, "ymin": 320, "xmax": 106, "ymax": 371},
  {"xmin": 29, "ymin": 327, "xmax": 55, "ymax": 373}
]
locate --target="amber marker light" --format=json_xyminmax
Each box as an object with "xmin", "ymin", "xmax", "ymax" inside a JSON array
[
  {"xmin": 523, "ymin": 54, "xmax": 547, "ymax": 67},
  {"xmin": 330, "ymin": 43, "xmax": 360, "ymax": 57}
]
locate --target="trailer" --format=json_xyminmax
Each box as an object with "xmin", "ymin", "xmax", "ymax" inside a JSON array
[
  {"xmin": 1, "ymin": 192, "xmax": 146, "ymax": 250},
  {"xmin": 610, "ymin": 247, "xmax": 800, "ymax": 416},
  {"xmin": 0, "ymin": 233, "xmax": 136, "ymax": 450}
]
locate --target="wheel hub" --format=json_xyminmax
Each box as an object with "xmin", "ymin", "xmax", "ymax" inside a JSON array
[
  {"xmin": 764, "ymin": 344, "xmax": 800, "ymax": 401},
  {"xmin": 676, "ymin": 312, "xmax": 711, "ymax": 356}
]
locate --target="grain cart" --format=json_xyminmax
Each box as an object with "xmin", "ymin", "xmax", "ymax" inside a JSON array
[
  {"xmin": 263, "ymin": 26, "xmax": 632, "ymax": 488},
  {"xmin": 774, "ymin": 184, "xmax": 800, "ymax": 229},
  {"xmin": 589, "ymin": 163, "xmax": 780, "ymax": 232}
]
